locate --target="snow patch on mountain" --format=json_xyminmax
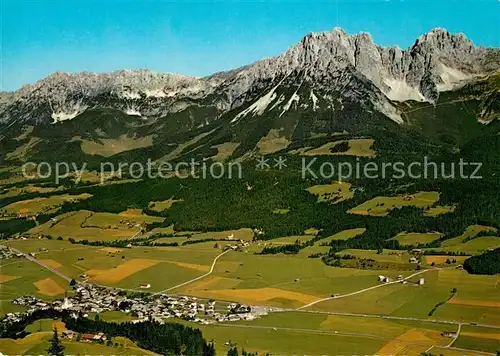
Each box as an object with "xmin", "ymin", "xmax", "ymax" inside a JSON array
[
  {"xmin": 384, "ymin": 78, "xmax": 426, "ymax": 102},
  {"xmin": 310, "ymin": 90, "xmax": 319, "ymax": 111},
  {"xmin": 280, "ymin": 93, "xmax": 300, "ymax": 117},
  {"xmin": 51, "ymin": 111, "xmax": 80, "ymax": 124},
  {"xmin": 231, "ymin": 85, "xmax": 280, "ymax": 123},
  {"xmin": 125, "ymin": 108, "xmax": 142, "ymax": 116}
]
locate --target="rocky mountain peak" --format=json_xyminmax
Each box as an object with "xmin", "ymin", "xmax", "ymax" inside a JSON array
[{"xmin": 0, "ymin": 28, "xmax": 498, "ymax": 126}]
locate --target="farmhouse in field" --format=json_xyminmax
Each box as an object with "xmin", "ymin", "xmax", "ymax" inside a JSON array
[
  {"xmin": 378, "ymin": 275, "xmax": 392, "ymax": 283},
  {"xmin": 139, "ymin": 283, "xmax": 151, "ymax": 289},
  {"xmin": 441, "ymin": 331, "xmax": 457, "ymax": 338}
]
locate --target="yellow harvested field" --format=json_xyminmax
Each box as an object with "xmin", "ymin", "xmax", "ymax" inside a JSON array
[
  {"xmin": 194, "ymin": 287, "xmax": 320, "ymax": 305},
  {"xmin": 0, "ymin": 193, "xmax": 92, "ymax": 216},
  {"xmin": 52, "ymin": 320, "xmax": 67, "ymax": 332},
  {"xmin": 172, "ymin": 261, "xmax": 210, "ymax": 272},
  {"xmin": 348, "ymin": 191, "xmax": 440, "ymax": 216},
  {"xmin": 75, "ymin": 134, "xmax": 154, "ymax": 157},
  {"xmin": 88, "ymin": 259, "xmax": 160, "ymax": 284},
  {"xmin": 424, "ymin": 256, "xmax": 469, "ymax": 265},
  {"xmin": 181, "ymin": 276, "xmax": 240, "ymax": 292},
  {"xmin": 376, "ymin": 329, "xmax": 436, "ymax": 356},
  {"xmin": 34, "ymin": 278, "xmax": 65, "ymax": 296},
  {"xmin": 301, "ymin": 138, "xmax": 375, "ymax": 157},
  {"xmin": 39, "ymin": 259, "xmax": 63, "ymax": 269},
  {"xmin": 256, "ymin": 128, "xmax": 292, "ymax": 154},
  {"xmin": 0, "ymin": 275, "xmax": 20, "ymax": 283},
  {"xmin": 148, "ymin": 198, "xmax": 183, "ymax": 212},
  {"xmin": 210, "ymin": 142, "xmax": 240, "ymax": 162},
  {"xmin": 448, "ymin": 298, "xmax": 500, "ymax": 308},
  {"xmin": 0, "ymin": 185, "xmax": 61, "ymax": 199},
  {"xmin": 307, "ymin": 181, "xmax": 354, "ymax": 204}
]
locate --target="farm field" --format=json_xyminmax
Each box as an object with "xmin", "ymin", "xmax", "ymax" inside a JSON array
[
  {"xmin": 307, "ymin": 181, "xmax": 354, "ymax": 204},
  {"xmin": 439, "ymin": 237, "xmax": 500, "ymax": 255},
  {"xmin": 0, "ymin": 184, "xmax": 63, "ymax": 199},
  {"xmin": 148, "ymin": 198, "xmax": 183, "ymax": 212},
  {"xmin": 393, "ymin": 232, "xmax": 442, "ymax": 246},
  {"xmin": 3, "ymin": 239, "xmax": 222, "ymax": 291},
  {"xmin": 454, "ymin": 325, "xmax": 500, "ymax": 353},
  {"xmin": 189, "ymin": 321, "xmax": 385, "ymax": 355},
  {"xmin": 441, "ymin": 225, "xmax": 497, "ymax": 247},
  {"xmin": 347, "ymin": 191, "xmax": 440, "ymax": 216},
  {"xmin": 176, "ymin": 251, "xmax": 403, "ymax": 308},
  {"xmin": 321, "ymin": 228, "xmax": 367, "ymax": 242},
  {"xmin": 424, "ymin": 205, "xmax": 456, "ymax": 216},
  {"xmin": 336, "ymin": 248, "xmax": 413, "ymax": 264},
  {"xmin": 0, "ymin": 330, "xmax": 158, "ymax": 356},
  {"xmin": 25, "ymin": 209, "xmax": 164, "ymax": 241},
  {"xmin": 309, "ymin": 269, "xmax": 500, "ymax": 324},
  {"xmin": 0, "ymin": 193, "xmax": 92, "ymax": 217},
  {"xmin": 0, "ymin": 258, "xmax": 70, "ymax": 301},
  {"xmin": 301, "ymin": 138, "xmax": 376, "ymax": 157},
  {"xmin": 423, "ymin": 255, "xmax": 469, "ymax": 266}
]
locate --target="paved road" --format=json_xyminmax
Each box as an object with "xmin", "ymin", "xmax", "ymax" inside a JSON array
[
  {"xmin": 213, "ymin": 323, "xmax": 495, "ymax": 356},
  {"xmin": 446, "ymin": 323, "xmax": 462, "ymax": 348},
  {"xmin": 153, "ymin": 249, "xmax": 231, "ymax": 295},
  {"xmin": 297, "ymin": 266, "xmax": 456, "ymax": 310}
]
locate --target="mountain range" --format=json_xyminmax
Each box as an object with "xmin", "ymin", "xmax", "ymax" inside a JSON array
[{"xmin": 0, "ymin": 28, "xmax": 499, "ymax": 164}]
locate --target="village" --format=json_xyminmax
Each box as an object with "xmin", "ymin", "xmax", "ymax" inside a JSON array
[{"xmin": 2, "ymin": 282, "xmax": 273, "ymax": 343}]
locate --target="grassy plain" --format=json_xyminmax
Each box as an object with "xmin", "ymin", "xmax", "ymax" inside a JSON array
[
  {"xmin": 348, "ymin": 191, "xmax": 440, "ymax": 216},
  {"xmin": 307, "ymin": 181, "xmax": 354, "ymax": 204},
  {"xmin": 310, "ymin": 268, "xmax": 500, "ymax": 324},
  {"xmin": 3, "ymin": 239, "xmax": 221, "ymax": 292},
  {"xmin": 25, "ymin": 209, "xmax": 164, "ymax": 241},
  {"xmin": 74, "ymin": 134, "xmax": 154, "ymax": 157},
  {"xmin": 0, "ymin": 193, "xmax": 92, "ymax": 216},
  {"xmin": 0, "ymin": 258, "xmax": 70, "ymax": 301},
  {"xmin": 148, "ymin": 198, "xmax": 183, "ymax": 212},
  {"xmin": 210, "ymin": 142, "xmax": 240, "ymax": 162},
  {"xmin": 393, "ymin": 232, "xmax": 442, "ymax": 246},
  {"xmin": 0, "ymin": 331, "xmax": 158, "ymax": 356},
  {"xmin": 301, "ymin": 138, "xmax": 375, "ymax": 157},
  {"xmin": 321, "ymin": 228, "xmax": 367, "ymax": 242}
]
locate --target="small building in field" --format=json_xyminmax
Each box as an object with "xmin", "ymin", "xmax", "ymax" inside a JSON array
[
  {"xmin": 441, "ymin": 331, "xmax": 457, "ymax": 338},
  {"xmin": 82, "ymin": 334, "xmax": 96, "ymax": 342},
  {"xmin": 139, "ymin": 283, "xmax": 151, "ymax": 289},
  {"xmin": 418, "ymin": 278, "xmax": 425, "ymax": 285}
]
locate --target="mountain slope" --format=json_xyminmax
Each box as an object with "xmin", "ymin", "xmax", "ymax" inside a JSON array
[{"xmin": 0, "ymin": 28, "xmax": 498, "ymax": 164}]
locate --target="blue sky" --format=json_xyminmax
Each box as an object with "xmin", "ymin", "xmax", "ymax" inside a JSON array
[{"xmin": 1, "ymin": 0, "xmax": 499, "ymax": 91}]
